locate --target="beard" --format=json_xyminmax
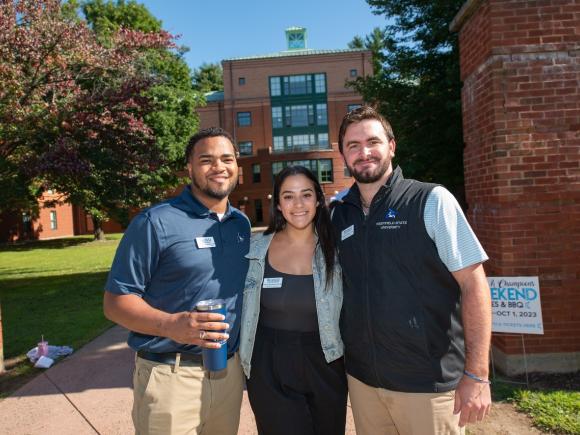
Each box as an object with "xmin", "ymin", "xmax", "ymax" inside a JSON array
[
  {"xmin": 193, "ymin": 177, "xmax": 237, "ymax": 200},
  {"xmin": 347, "ymin": 158, "xmax": 390, "ymax": 184}
]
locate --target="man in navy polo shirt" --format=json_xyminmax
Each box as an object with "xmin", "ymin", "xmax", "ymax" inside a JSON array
[{"xmin": 104, "ymin": 127, "xmax": 250, "ymax": 435}]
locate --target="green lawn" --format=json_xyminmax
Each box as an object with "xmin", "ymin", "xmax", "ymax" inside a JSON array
[
  {"xmin": 493, "ymin": 380, "xmax": 580, "ymax": 434},
  {"xmin": 0, "ymin": 234, "xmax": 122, "ymax": 360}
]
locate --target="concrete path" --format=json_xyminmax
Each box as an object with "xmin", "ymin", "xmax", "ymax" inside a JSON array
[{"xmin": 0, "ymin": 326, "xmax": 355, "ymax": 434}]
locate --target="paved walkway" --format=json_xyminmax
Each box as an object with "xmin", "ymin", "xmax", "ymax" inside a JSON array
[{"xmin": 0, "ymin": 326, "xmax": 355, "ymax": 434}]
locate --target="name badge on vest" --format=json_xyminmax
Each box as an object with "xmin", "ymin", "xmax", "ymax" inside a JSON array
[
  {"xmin": 341, "ymin": 225, "xmax": 354, "ymax": 241},
  {"xmin": 195, "ymin": 237, "xmax": 216, "ymax": 249},
  {"xmin": 263, "ymin": 277, "xmax": 283, "ymax": 288}
]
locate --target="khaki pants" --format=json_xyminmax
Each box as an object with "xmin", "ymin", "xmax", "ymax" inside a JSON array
[
  {"xmin": 348, "ymin": 374, "xmax": 465, "ymax": 435},
  {"xmin": 132, "ymin": 353, "xmax": 244, "ymax": 435}
]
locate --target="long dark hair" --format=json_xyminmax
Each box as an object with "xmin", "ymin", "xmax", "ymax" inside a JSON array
[{"xmin": 265, "ymin": 166, "xmax": 336, "ymax": 289}]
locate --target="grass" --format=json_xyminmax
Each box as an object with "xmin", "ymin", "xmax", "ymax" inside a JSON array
[
  {"xmin": 514, "ymin": 389, "xmax": 580, "ymax": 434},
  {"xmin": 492, "ymin": 379, "xmax": 580, "ymax": 434},
  {"xmin": 0, "ymin": 234, "xmax": 122, "ymax": 395}
]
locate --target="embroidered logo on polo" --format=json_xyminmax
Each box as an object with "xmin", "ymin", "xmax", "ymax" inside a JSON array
[{"xmin": 376, "ymin": 208, "xmax": 407, "ymax": 230}]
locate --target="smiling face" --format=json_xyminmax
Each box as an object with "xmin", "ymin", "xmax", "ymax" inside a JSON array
[
  {"xmin": 277, "ymin": 174, "xmax": 319, "ymax": 232},
  {"xmin": 187, "ymin": 135, "xmax": 238, "ymax": 202},
  {"xmin": 342, "ymin": 119, "xmax": 396, "ymax": 184}
]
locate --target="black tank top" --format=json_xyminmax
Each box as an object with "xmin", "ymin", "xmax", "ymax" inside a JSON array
[{"xmin": 259, "ymin": 252, "xmax": 318, "ymax": 332}]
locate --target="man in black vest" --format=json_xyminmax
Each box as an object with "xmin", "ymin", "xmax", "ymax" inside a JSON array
[{"xmin": 332, "ymin": 106, "xmax": 491, "ymax": 434}]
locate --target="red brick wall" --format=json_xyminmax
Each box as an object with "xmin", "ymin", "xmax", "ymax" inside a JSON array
[
  {"xmin": 456, "ymin": 0, "xmax": 580, "ymax": 356},
  {"xmin": 35, "ymin": 192, "xmax": 76, "ymax": 239}
]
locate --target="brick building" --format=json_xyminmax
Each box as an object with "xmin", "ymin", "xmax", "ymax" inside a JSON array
[
  {"xmin": 451, "ymin": 0, "xmax": 580, "ymax": 374},
  {"xmin": 198, "ymin": 27, "xmax": 372, "ymax": 225},
  {"xmin": 0, "ymin": 191, "xmax": 122, "ymax": 242}
]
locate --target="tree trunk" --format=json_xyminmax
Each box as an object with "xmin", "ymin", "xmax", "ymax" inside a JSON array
[
  {"xmin": 0, "ymin": 301, "xmax": 5, "ymax": 374},
  {"xmin": 92, "ymin": 216, "xmax": 106, "ymax": 241}
]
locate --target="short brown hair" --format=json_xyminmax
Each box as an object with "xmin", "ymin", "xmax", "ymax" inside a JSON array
[
  {"xmin": 185, "ymin": 127, "xmax": 237, "ymax": 164},
  {"xmin": 338, "ymin": 106, "xmax": 395, "ymax": 154}
]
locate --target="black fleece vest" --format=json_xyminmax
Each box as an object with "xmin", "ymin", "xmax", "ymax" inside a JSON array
[{"xmin": 332, "ymin": 167, "xmax": 465, "ymax": 393}]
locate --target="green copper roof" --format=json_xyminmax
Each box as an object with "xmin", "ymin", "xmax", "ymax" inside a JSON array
[
  {"xmin": 223, "ymin": 48, "xmax": 368, "ymax": 62},
  {"xmin": 204, "ymin": 91, "xmax": 224, "ymax": 102}
]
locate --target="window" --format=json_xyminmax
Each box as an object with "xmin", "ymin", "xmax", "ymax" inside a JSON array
[
  {"xmin": 288, "ymin": 134, "xmax": 316, "ymax": 151},
  {"xmin": 255, "ymin": 199, "xmax": 263, "ymax": 223},
  {"xmin": 272, "ymin": 133, "xmax": 331, "ymax": 153},
  {"xmin": 319, "ymin": 159, "xmax": 333, "ymax": 183},
  {"xmin": 49, "ymin": 210, "xmax": 57, "ymax": 230},
  {"xmin": 287, "ymin": 105, "xmax": 309, "ymax": 127},
  {"xmin": 348, "ymin": 104, "xmax": 362, "ymax": 113},
  {"xmin": 273, "ymin": 136, "xmax": 284, "ymax": 152},
  {"xmin": 316, "ymin": 103, "xmax": 327, "ymax": 126},
  {"xmin": 272, "ymin": 159, "xmax": 333, "ymax": 183},
  {"xmin": 314, "ymin": 74, "xmax": 326, "ymax": 93},
  {"xmin": 271, "ymin": 161, "xmax": 284, "ymax": 176},
  {"xmin": 271, "ymin": 107, "xmax": 283, "ymax": 128},
  {"xmin": 252, "ymin": 164, "xmax": 261, "ymax": 183},
  {"xmin": 238, "ymin": 141, "xmax": 252, "ymax": 156},
  {"xmin": 350, "ymin": 69, "xmax": 358, "ymax": 77},
  {"xmin": 239, "ymin": 77, "xmax": 246, "ymax": 85},
  {"xmin": 283, "ymin": 75, "xmax": 313, "ymax": 95},
  {"xmin": 237, "ymin": 112, "xmax": 251, "ymax": 127},
  {"xmin": 270, "ymin": 77, "xmax": 281, "ymax": 96}
]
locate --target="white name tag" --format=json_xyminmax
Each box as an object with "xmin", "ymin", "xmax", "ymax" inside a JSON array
[
  {"xmin": 263, "ymin": 277, "xmax": 283, "ymax": 288},
  {"xmin": 195, "ymin": 237, "xmax": 216, "ymax": 249},
  {"xmin": 341, "ymin": 225, "xmax": 354, "ymax": 241}
]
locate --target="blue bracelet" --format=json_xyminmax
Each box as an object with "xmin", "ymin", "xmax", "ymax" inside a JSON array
[{"xmin": 463, "ymin": 370, "xmax": 491, "ymax": 384}]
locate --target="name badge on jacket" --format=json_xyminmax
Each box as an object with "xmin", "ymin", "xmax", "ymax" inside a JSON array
[{"xmin": 341, "ymin": 225, "xmax": 354, "ymax": 241}]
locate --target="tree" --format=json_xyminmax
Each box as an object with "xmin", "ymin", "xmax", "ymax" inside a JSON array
[
  {"xmin": 349, "ymin": 0, "xmax": 466, "ymax": 197},
  {"xmin": 192, "ymin": 63, "xmax": 224, "ymax": 93},
  {"xmin": 80, "ymin": 0, "xmax": 202, "ymax": 229},
  {"xmin": 0, "ymin": 0, "xmax": 201, "ymax": 240},
  {"xmin": 348, "ymin": 27, "xmax": 387, "ymax": 75}
]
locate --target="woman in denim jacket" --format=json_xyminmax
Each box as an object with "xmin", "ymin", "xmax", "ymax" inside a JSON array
[{"xmin": 240, "ymin": 166, "xmax": 346, "ymax": 435}]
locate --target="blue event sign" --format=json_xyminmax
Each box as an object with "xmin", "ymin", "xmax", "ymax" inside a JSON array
[{"xmin": 487, "ymin": 276, "xmax": 544, "ymax": 335}]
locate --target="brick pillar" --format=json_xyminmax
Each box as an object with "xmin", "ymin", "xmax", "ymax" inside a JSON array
[{"xmin": 451, "ymin": 0, "xmax": 580, "ymax": 374}]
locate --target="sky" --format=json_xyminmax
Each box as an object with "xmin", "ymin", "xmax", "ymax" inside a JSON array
[{"xmin": 137, "ymin": 0, "xmax": 387, "ymax": 70}]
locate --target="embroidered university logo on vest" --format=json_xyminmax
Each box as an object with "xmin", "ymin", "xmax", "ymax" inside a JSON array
[{"xmin": 376, "ymin": 208, "xmax": 407, "ymax": 230}]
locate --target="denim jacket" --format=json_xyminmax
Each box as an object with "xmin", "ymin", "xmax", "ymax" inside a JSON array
[{"xmin": 239, "ymin": 232, "xmax": 344, "ymax": 379}]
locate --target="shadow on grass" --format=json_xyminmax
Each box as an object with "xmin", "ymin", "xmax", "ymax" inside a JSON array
[{"xmin": 0, "ymin": 234, "xmax": 121, "ymax": 252}]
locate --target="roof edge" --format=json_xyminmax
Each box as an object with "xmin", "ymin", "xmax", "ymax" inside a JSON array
[{"xmin": 222, "ymin": 48, "xmax": 370, "ymax": 62}]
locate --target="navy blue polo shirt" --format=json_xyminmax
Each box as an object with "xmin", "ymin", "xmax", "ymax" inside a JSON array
[{"xmin": 105, "ymin": 186, "xmax": 250, "ymax": 355}]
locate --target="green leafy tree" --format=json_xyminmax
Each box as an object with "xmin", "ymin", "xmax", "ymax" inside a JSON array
[
  {"xmin": 348, "ymin": 27, "xmax": 387, "ymax": 75},
  {"xmin": 0, "ymin": 0, "xmax": 183, "ymax": 241},
  {"xmin": 81, "ymin": 0, "xmax": 201, "ymax": 200},
  {"xmin": 192, "ymin": 63, "xmax": 224, "ymax": 93},
  {"xmin": 350, "ymin": 0, "xmax": 465, "ymax": 197}
]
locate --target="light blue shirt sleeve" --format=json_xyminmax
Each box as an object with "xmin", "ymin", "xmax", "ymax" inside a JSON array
[{"xmin": 424, "ymin": 186, "xmax": 488, "ymax": 272}]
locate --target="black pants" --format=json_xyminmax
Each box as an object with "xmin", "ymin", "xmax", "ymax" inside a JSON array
[{"xmin": 246, "ymin": 326, "xmax": 347, "ymax": 435}]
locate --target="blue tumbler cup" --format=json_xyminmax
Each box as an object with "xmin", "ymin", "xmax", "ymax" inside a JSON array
[{"xmin": 195, "ymin": 299, "xmax": 228, "ymax": 371}]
